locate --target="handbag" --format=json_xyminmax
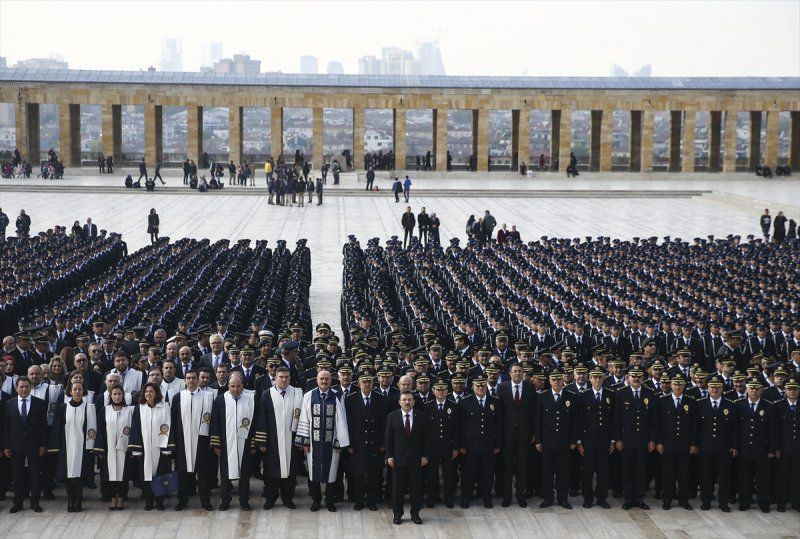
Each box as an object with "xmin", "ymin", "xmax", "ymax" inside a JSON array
[{"xmin": 150, "ymin": 470, "xmax": 180, "ymax": 497}]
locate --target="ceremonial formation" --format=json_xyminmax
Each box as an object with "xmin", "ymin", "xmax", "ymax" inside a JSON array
[{"xmin": 1, "ymin": 224, "xmax": 799, "ymax": 526}]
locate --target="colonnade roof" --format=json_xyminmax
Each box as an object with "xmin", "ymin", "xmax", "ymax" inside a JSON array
[{"xmin": 1, "ymin": 68, "xmax": 798, "ymax": 91}]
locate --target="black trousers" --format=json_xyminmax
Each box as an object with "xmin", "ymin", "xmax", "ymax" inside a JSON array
[
  {"xmin": 461, "ymin": 451, "xmax": 494, "ymax": 503},
  {"xmin": 662, "ymin": 452, "xmax": 691, "ymax": 504},
  {"xmin": 365, "ymin": 179, "xmax": 373, "ymax": 190},
  {"xmin": 419, "ymin": 228, "xmax": 428, "ymax": 245},
  {"xmin": 403, "ymin": 228, "xmax": 413, "ymax": 248},
  {"xmin": 105, "ymin": 480, "xmax": 127, "ymax": 499},
  {"xmin": 622, "ymin": 446, "xmax": 648, "ymax": 504},
  {"xmin": 700, "ymin": 453, "xmax": 731, "ymax": 504},
  {"xmin": 426, "ymin": 453, "xmax": 456, "ymax": 504},
  {"xmin": 220, "ymin": 452, "xmax": 253, "ymax": 504},
  {"xmin": 392, "ymin": 465, "xmax": 422, "ymax": 518},
  {"xmin": 541, "ymin": 448, "xmax": 571, "ymax": 503},
  {"xmin": 582, "ymin": 445, "xmax": 610, "ymax": 502},
  {"xmin": 41, "ymin": 452, "xmax": 57, "ymax": 494},
  {"xmin": 778, "ymin": 453, "xmax": 800, "ymax": 507},
  {"xmin": 739, "ymin": 456, "xmax": 770, "ymax": 508},
  {"xmin": 179, "ymin": 468, "xmax": 211, "ymax": 504},
  {"xmin": 10, "ymin": 451, "xmax": 40, "ymax": 505},
  {"xmin": 138, "ymin": 171, "xmax": 147, "ymax": 181},
  {"xmin": 154, "ymin": 172, "xmax": 164, "ymax": 184},
  {"xmin": 351, "ymin": 454, "xmax": 383, "ymax": 505},
  {"xmin": 309, "ymin": 480, "xmax": 335, "ymax": 504},
  {"xmin": 502, "ymin": 437, "xmax": 528, "ymax": 502},
  {"xmin": 265, "ymin": 476, "xmax": 296, "ymax": 505},
  {"xmin": 394, "ymin": 190, "xmax": 400, "ymax": 202}
]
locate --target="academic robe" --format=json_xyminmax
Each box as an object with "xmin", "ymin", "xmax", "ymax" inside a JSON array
[
  {"xmin": 96, "ymin": 405, "xmax": 134, "ymax": 482},
  {"xmin": 294, "ymin": 388, "xmax": 350, "ymax": 483},
  {"xmin": 254, "ymin": 385, "xmax": 304, "ymax": 479},
  {"xmin": 128, "ymin": 402, "xmax": 173, "ymax": 481},
  {"xmin": 48, "ymin": 400, "xmax": 98, "ymax": 481},
  {"xmin": 209, "ymin": 391, "xmax": 257, "ymax": 480},
  {"xmin": 31, "ymin": 381, "xmax": 63, "ymax": 426},
  {"xmin": 170, "ymin": 389, "xmax": 214, "ymax": 473}
]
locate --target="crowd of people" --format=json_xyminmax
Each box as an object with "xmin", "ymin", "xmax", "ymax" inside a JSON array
[
  {"xmin": 1, "ymin": 216, "xmax": 799, "ymax": 522},
  {"xmin": 96, "ymin": 154, "xmax": 114, "ymax": 174},
  {"xmin": 400, "ymin": 206, "xmax": 442, "ymax": 248},
  {"xmin": 1, "ymin": 148, "xmax": 62, "ymax": 180}
]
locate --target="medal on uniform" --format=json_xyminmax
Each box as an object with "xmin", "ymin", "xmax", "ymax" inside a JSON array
[
  {"xmin": 683, "ymin": 404, "xmax": 689, "ymax": 412},
  {"xmin": 759, "ymin": 409, "xmax": 764, "ymax": 416},
  {"xmin": 643, "ymin": 398, "xmax": 649, "ymax": 406},
  {"xmin": 489, "ymin": 403, "xmax": 495, "ymax": 411},
  {"xmin": 447, "ymin": 408, "xmax": 452, "ymax": 415},
  {"xmin": 565, "ymin": 400, "xmax": 571, "ymax": 408},
  {"xmin": 723, "ymin": 408, "xmax": 729, "ymax": 415}
]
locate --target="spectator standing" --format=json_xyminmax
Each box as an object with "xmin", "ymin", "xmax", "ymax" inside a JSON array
[
  {"xmin": 401, "ymin": 207, "xmax": 416, "ymax": 248},
  {"xmin": 0, "ymin": 207, "xmax": 8, "ymax": 240},
  {"xmin": 403, "ymin": 176, "xmax": 412, "ymax": 202},
  {"xmin": 760, "ymin": 209, "xmax": 771, "ymax": 241},
  {"xmin": 773, "ymin": 211, "xmax": 787, "ymax": 243},
  {"xmin": 147, "ymin": 208, "xmax": 159, "ymax": 245},
  {"xmin": 98, "ymin": 155, "xmax": 105, "ymax": 174}
]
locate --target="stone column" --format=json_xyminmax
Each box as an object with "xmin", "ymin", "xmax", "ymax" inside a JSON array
[
  {"xmin": 683, "ymin": 112, "xmax": 695, "ymax": 173},
  {"xmin": 102, "ymin": 104, "xmax": 122, "ymax": 164},
  {"xmin": 558, "ymin": 109, "xmax": 572, "ymax": 173},
  {"xmin": 270, "ymin": 106, "xmax": 282, "ymax": 159},
  {"xmin": 600, "ymin": 109, "xmax": 614, "ymax": 172},
  {"xmin": 640, "ymin": 110, "xmax": 654, "ymax": 172},
  {"xmin": 791, "ymin": 111, "xmax": 800, "ymax": 171},
  {"xmin": 669, "ymin": 110, "xmax": 682, "ymax": 172},
  {"xmin": 353, "ymin": 106, "xmax": 365, "ymax": 170},
  {"xmin": 187, "ymin": 105, "xmax": 203, "ymax": 165},
  {"xmin": 475, "ymin": 108, "xmax": 489, "ymax": 171},
  {"xmin": 26, "ymin": 103, "xmax": 40, "ymax": 163},
  {"xmin": 709, "ymin": 111, "xmax": 722, "ymax": 171},
  {"xmin": 723, "ymin": 111, "xmax": 738, "ymax": 172},
  {"xmin": 434, "ymin": 108, "xmax": 448, "ymax": 171},
  {"xmin": 550, "ymin": 110, "xmax": 561, "ymax": 170},
  {"xmin": 516, "ymin": 108, "xmax": 530, "ymax": 170},
  {"xmin": 764, "ymin": 110, "xmax": 780, "ymax": 167},
  {"xmin": 393, "ymin": 108, "xmax": 406, "ymax": 170},
  {"xmin": 590, "ymin": 110, "xmax": 602, "ymax": 172},
  {"xmin": 14, "ymin": 100, "xmax": 30, "ymax": 162},
  {"xmin": 311, "ymin": 106, "xmax": 323, "ymax": 169},
  {"xmin": 144, "ymin": 104, "xmax": 162, "ymax": 166},
  {"xmin": 59, "ymin": 103, "xmax": 81, "ymax": 167},
  {"xmin": 229, "ymin": 106, "xmax": 243, "ymax": 165},
  {"xmin": 749, "ymin": 111, "xmax": 762, "ymax": 170},
  {"xmin": 629, "ymin": 111, "xmax": 642, "ymax": 171}
]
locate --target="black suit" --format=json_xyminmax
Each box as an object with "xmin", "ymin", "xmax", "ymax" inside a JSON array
[
  {"xmin": 231, "ymin": 364, "xmax": 266, "ymax": 391},
  {"xmin": 775, "ymin": 399, "xmax": 800, "ymax": 507},
  {"xmin": 576, "ymin": 388, "xmax": 615, "ymax": 504},
  {"xmin": 614, "ymin": 386, "xmax": 655, "ymax": 505},
  {"xmin": 459, "ymin": 395, "xmax": 501, "ymax": 504},
  {"xmin": 3, "ymin": 396, "xmax": 48, "ymax": 507},
  {"xmin": 498, "ymin": 380, "xmax": 535, "ymax": 502},
  {"xmin": 693, "ymin": 397, "xmax": 737, "ymax": 506},
  {"xmin": 654, "ymin": 394, "xmax": 696, "ymax": 505},
  {"xmin": 605, "ymin": 336, "xmax": 632, "ymax": 361},
  {"xmin": 424, "ymin": 399, "xmax": 460, "ymax": 505},
  {"xmin": 385, "ymin": 408, "xmax": 428, "ymax": 519},
  {"xmin": 534, "ymin": 390, "xmax": 576, "ymax": 504},
  {"xmin": 83, "ymin": 223, "xmax": 98, "ymax": 238},
  {"xmin": 735, "ymin": 398, "xmax": 778, "ymax": 510},
  {"xmin": 345, "ymin": 391, "xmax": 387, "ymax": 506}
]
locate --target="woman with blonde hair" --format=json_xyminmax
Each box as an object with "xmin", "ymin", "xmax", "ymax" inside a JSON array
[
  {"xmin": 49, "ymin": 357, "xmax": 68, "ymax": 386},
  {"xmin": 60, "ymin": 346, "xmax": 76, "ymax": 371}
]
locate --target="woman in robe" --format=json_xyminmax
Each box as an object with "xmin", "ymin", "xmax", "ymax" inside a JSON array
[
  {"xmin": 128, "ymin": 382, "xmax": 173, "ymax": 510},
  {"xmin": 96, "ymin": 385, "xmax": 134, "ymax": 510},
  {"xmin": 49, "ymin": 380, "xmax": 99, "ymax": 512},
  {"xmin": 64, "ymin": 370, "xmax": 95, "ymax": 403}
]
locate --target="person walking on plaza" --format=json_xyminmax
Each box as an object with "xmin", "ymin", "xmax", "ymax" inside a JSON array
[
  {"xmin": 147, "ymin": 208, "xmax": 160, "ymax": 245},
  {"xmin": 760, "ymin": 209, "xmax": 771, "ymax": 241},
  {"xmin": 401, "ymin": 207, "xmax": 416, "ymax": 248},
  {"xmin": 315, "ymin": 177, "xmax": 324, "ymax": 206},
  {"xmin": 403, "ymin": 175, "xmax": 412, "ymax": 202},
  {"xmin": 392, "ymin": 177, "xmax": 402, "ymax": 202},
  {"xmin": 98, "ymin": 154, "xmax": 105, "ymax": 174},
  {"xmin": 138, "ymin": 158, "xmax": 148, "ymax": 183},
  {"xmin": 366, "ymin": 167, "xmax": 375, "ymax": 191},
  {"xmin": 153, "ymin": 161, "xmax": 165, "ymax": 185}
]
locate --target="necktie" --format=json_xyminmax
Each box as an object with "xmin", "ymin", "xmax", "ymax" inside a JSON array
[
  {"xmin": 554, "ymin": 393, "xmax": 559, "ymax": 404},
  {"xmin": 281, "ymin": 390, "xmax": 286, "ymax": 398},
  {"xmin": 491, "ymin": 387, "xmax": 496, "ymax": 397},
  {"xmin": 514, "ymin": 385, "xmax": 520, "ymax": 405},
  {"xmin": 634, "ymin": 390, "xmax": 639, "ymax": 402},
  {"xmin": 480, "ymin": 398, "xmax": 485, "ymax": 408},
  {"xmin": 439, "ymin": 403, "xmax": 443, "ymax": 412},
  {"xmin": 684, "ymin": 367, "xmax": 689, "ymax": 378},
  {"xmin": 321, "ymin": 392, "xmax": 327, "ymax": 400},
  {"xmin": 405, "ymin": 413, "xmax": 411, "ymax": 435},
  {"xmin": 596, "ymin": 392, "xmax": 601, "ymax": 404},
  {"xmin": 791, "ymin": 404, "xmax": 796, "ymax": 413},
  {"xmin": 751, "ymin": 402, "xmax": 756, "ymax": 413},
  {"xmin": 656, "ymin": 382, "xmax": 661, "ymax": 391},
  {"xmin": 712, "ymin": 401, "xmax": 717, "ymax": 411},
  {"xmin": 245, "ymin": 368, "xmax": 250, "ymax": 379},
  {"xmin": 365, "ymin": 396, "xmax": 370, "ymax": 408},
  {"xmin": 676, "ymin": 397, "xmax": 681, "ymax": 408},
  {"xmin": 21, "ymin": 398, "xmax": 27, "ymax": 422}
]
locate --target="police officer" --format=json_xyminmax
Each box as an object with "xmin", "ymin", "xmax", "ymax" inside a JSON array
[
  {"xmin": 458, "ymin": 375, "xmax": 500, "ymax": 509},
  {"xmin": 424, "ymin": 380, "xmax": 460, "ymax": 508},
  {"xmin": 535, "ymin": 367, "xmax": 576, "ymax": 509},
  {"xmin": 774, "ymin": 378, "xmax": 800, "ymax": 512},
  {"xmin": 655, "ymin": 375, "xmax": 696, "ymax": 510},
  {"xmin": 575, "ymin": 366, "xmax": 615, "ymax": 508},
  {"xmin": 694, "ymin": 377, "xmax": 737, "ymax": 512},
  {"xmin": 735, "ymin": 378, "xmax": 779, "ymax": 512}
]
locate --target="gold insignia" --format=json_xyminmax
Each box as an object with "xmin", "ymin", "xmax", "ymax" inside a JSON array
[
  {"xmin": 87, "ymin": 428, "xmax": 96, "ymax": 440},
  {"xmin": 159, "ymin": 423, "xmax": 169, "ymax": 435},
  {"xmin": 202, "ymin": 412, "xmax": 211, "ymax": 424},
  {"xmin": 447, "ymin": 408, "xmax": 452, "ymax": 415},
  {"xmin": 606, "ymin": 397, "xmax": 611, "ymax": 404},
  {"xmin": 723, "ymin": 408, "xmax": 729, "ymax": 416},
  {"xmin": 241, "ymin": 417, "xmax": 251, "ymax": 428},
  {"xmin": 565, "ymin": 400, "xmax": 571, "ymax": 408},
  {"xmin": 122, "ymin": 426, "xmax": 131, "ymax": 436},
  {"xmin": 293, "ymin": 409, "xmax": 301, "ymax": 418},
  {"xmin": 683, "ymin": 404, "xmax": 689, "ymax": 412},
  {"xmin": 759, "ymin": 409, "xmax": 764, "ymax": 416},
  {"xmin": 643, "ymin": 398, "xmax": 649, "ymax": 406},
  {"xmin": 489, "ymin": 403, "xmax": 495, "ymax": 411}
]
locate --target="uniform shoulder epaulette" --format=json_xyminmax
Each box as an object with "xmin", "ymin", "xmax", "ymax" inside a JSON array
[
  {"xmin": 727, "ymin": 396, "xmax": 745, "ymax": 403},
  {"xmin": 697, "ymin": 395, "xmax": 709, "ymax": 401},
  {"xmin": 684, "ymin": 394, "xmax": 696, "ymax": 400}
]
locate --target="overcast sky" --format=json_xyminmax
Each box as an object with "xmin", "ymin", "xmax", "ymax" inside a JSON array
[{"xmin": 1, "ymin": 0, "xmax": 798, "ymax": 77}]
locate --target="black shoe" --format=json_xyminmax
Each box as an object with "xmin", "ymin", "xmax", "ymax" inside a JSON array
[
  {"xmin": 218, "ymin": 502, "xmax": 229, "ymax": 511},
  {"xmin": 411, "ymin": 515, "xmax": 422, "ymax": 525},
  {"xmin": 155, "ymin": 500, "xmax": 164, "ymax": 511},
  {"xmin": 518, "ymin": 500, "xmax": 527, "ymax": 508},
  {"xmin": 31, "ymin": 504, "xmax": 43, "ymax": 513},
  {"xmin": 597, "ymin": 501, "xmax": 611, "ymax": 509},
  {"xmin": 460, "ymin": 501, "xmax": 470, "ymax": 509},
  {"xmin": 310, "ymin": 501, "xmax": 321, "ymax": 512},
  {"xmin": 353, "ymin": 502, "xmax": 364, "ymax": 511},
  {"xmin": 719, "ymin": 504, "xmax": 730, "ymax": 513},
  {"xmin": 502, "ymin": 499, "xmax": 511, "ymax": 508},
  {"xmin": 639, "ymin": 503, "xmax": 650, "ymax": 510},
  {"xmin": 701, "ymin": 503, "xmax": 711, "ymax": 510},
  {"xmin": 622, "ymin": 503, "xmax": 633, "ymax": 510},
  {"xmin": 326, "ymin": 503, "xmax": 337, "ymax": 512},
  {"xmin": 263, "ymin": 501, "xmax": 274, "ymax": 510},
  {"xmin": 539, "ymin": 500, "xmax": 553, "ymax": 508},
  {"xmin": 175, "ymin": 501, "xmax": 187, "ymax": 511},
  {"xmin": 393, "ymin": 517, "xmax": 402, "ymax": 525},
  {"xmin": 560, "ymin": 502, "xmax": 573, "ymax": 510},
  {"xmin": 367, "ymin": 503, "xmax": 377, "ymax": 511},
  {"xmin": 285, "ymin": 501, "xmax": 296, "ymax": 509},
  {"xmin": 240, "ymin": 503, "xmax": 252, "ymax": 511},
  {"xmin": 739, "ymin": 504, "xmax": 750, "ymax": 511},
  {"xmin": 445, "ymin": 501, "xmax": 454, "ymax": 508},
  {"xmin": 759, "ymin": 505, "xmax": 770, "ymax": 514},
  {"xmin": 582, "ymin": 501, "xmax": 593, "ymax": 509},
  {"xmin": 144, "ymin": 500, "xmax": 154, "ymax": 511},
  {"xmin": 776, "ymin": 505, "xmax": 786, "ymax": 513},
  {"xmin": 680, "ymin": 503, "xmax": 693, "ymax": 511},
  {"xmin": 484, "ymin": 500, "xmax": 493, "ymax": 508},
  {"xmin": 425, "ymin": 501, "xmax": 435, "ymax": 508},
  {"xmin": 662, "ymin": 503, "xmax": 671, "ymax": 510}
]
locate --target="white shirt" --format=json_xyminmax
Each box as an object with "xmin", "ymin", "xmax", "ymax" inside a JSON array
[
  {"xmin": 18, "ymin": 395, "xmax": 30, "ymax": 415},
  {"xmin": 748, "ymin": 399, "xmax": 760, "ymax": 411},
  {"xmin": 710, "ymin": 398, "xmax": 721, "ymax": 408},
  {"xmin": 512, "ymin": 383, "xmax": 522, "ymax": 396},
  {"xmin": 673, "ymin": 395, "xmax": 682, "ymax": 408}
]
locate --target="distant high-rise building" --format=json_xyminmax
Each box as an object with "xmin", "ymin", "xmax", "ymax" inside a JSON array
[
  {"xmin": 327, "ymin": 61, "xmax": 344, "ymax": 75},
  {"xmin": 300, "ymin": 55, "xmax": 318, "ymax": 74},
  {"xmin": 14, "ymin": 56, "xmax": 69, "ymax": 70},
  {"xmin": 610, "ymin": 63, "xmax": 652, "ymax": 77},
  {"xmin": 0, "ymin": 57, "xmax": 6, "ymax": 69},
  {"xmin": 417, "ymin": 40, "xmax": 446, "ymax": 75},
  {"xmin": 160, "ymin": 38, "xmax": 183, "ymax": 72},
  {"xmin": 381, "ymin": 47, "xmax": 409, "ymax": 75},
  {"xmin": 610, "ymin": 64, "xmax": 628, "ymax": 77},
  {"xmin": 211, "ymin": 54, "xmax": 261, "ymax": 75},
  {"xmin": 358, "ymin": 55, "xmax": 382, "ymax": 75},
  {"xmin": 201, "ymin": 42, "xmax": 223, "ymax": 69}
]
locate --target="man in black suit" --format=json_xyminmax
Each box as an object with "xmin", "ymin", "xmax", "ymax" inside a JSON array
[
  {"xmin": 605, "ymin": 325, "xmax": 633, "ymax": 362},
  {"xmin": 498, "ymin": 363, "xmax": 535, "ymax": 507},
  {"xmin": 424, "ymin": 380, "xmax": 460, "ymax": 508},
  {"xmin": 654, "ymin": 376, "xmax": 696, "ymax": 511},
  {"xmin": 694, "ymin": 377, "xmax": 737, "ymax": 512},
  {"xmin": 459, "ymin": 375, "xmax": 501, "ymax": 509},
  {"xmin": 345, "ymin": 373, "xmax": 387, "ymax": 511},
  {"xmin": 385, "ymin": 390, "xmax": 428, "ymax": 525},
  {"xmin": 575, "ymin": 367, "xmax": 615, "ymax": 509},
  {"xmin": 535, "ymin": 368, "xmax": 576, "ymax": 509},
  {"xmin": 3, "ymin": 376, "xmax": 47, "ymax": 513},
  {"xmin": 230, "ymin": 347, "xmax": 266, "ymax": 391},
  {"xmin": 747, "ymin": 325, "xmax": 777, "ymax": 357},
  {"xmin": 82, "ymin": 218, "xmax": 98, "ymax": 239},
  {"xmin": 199, "ymin": 333, "xmax": 228, "ymax": 371}
]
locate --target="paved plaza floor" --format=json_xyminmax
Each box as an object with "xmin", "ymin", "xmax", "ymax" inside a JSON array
[{"xmin": 0, "ymin": 170, "xmax": 799, "ymax": 537}]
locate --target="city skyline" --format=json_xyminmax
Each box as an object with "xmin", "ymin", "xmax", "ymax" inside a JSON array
[{"xmin": 0, "ymin": 0, "xmax": 797, "ymax": 77}]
